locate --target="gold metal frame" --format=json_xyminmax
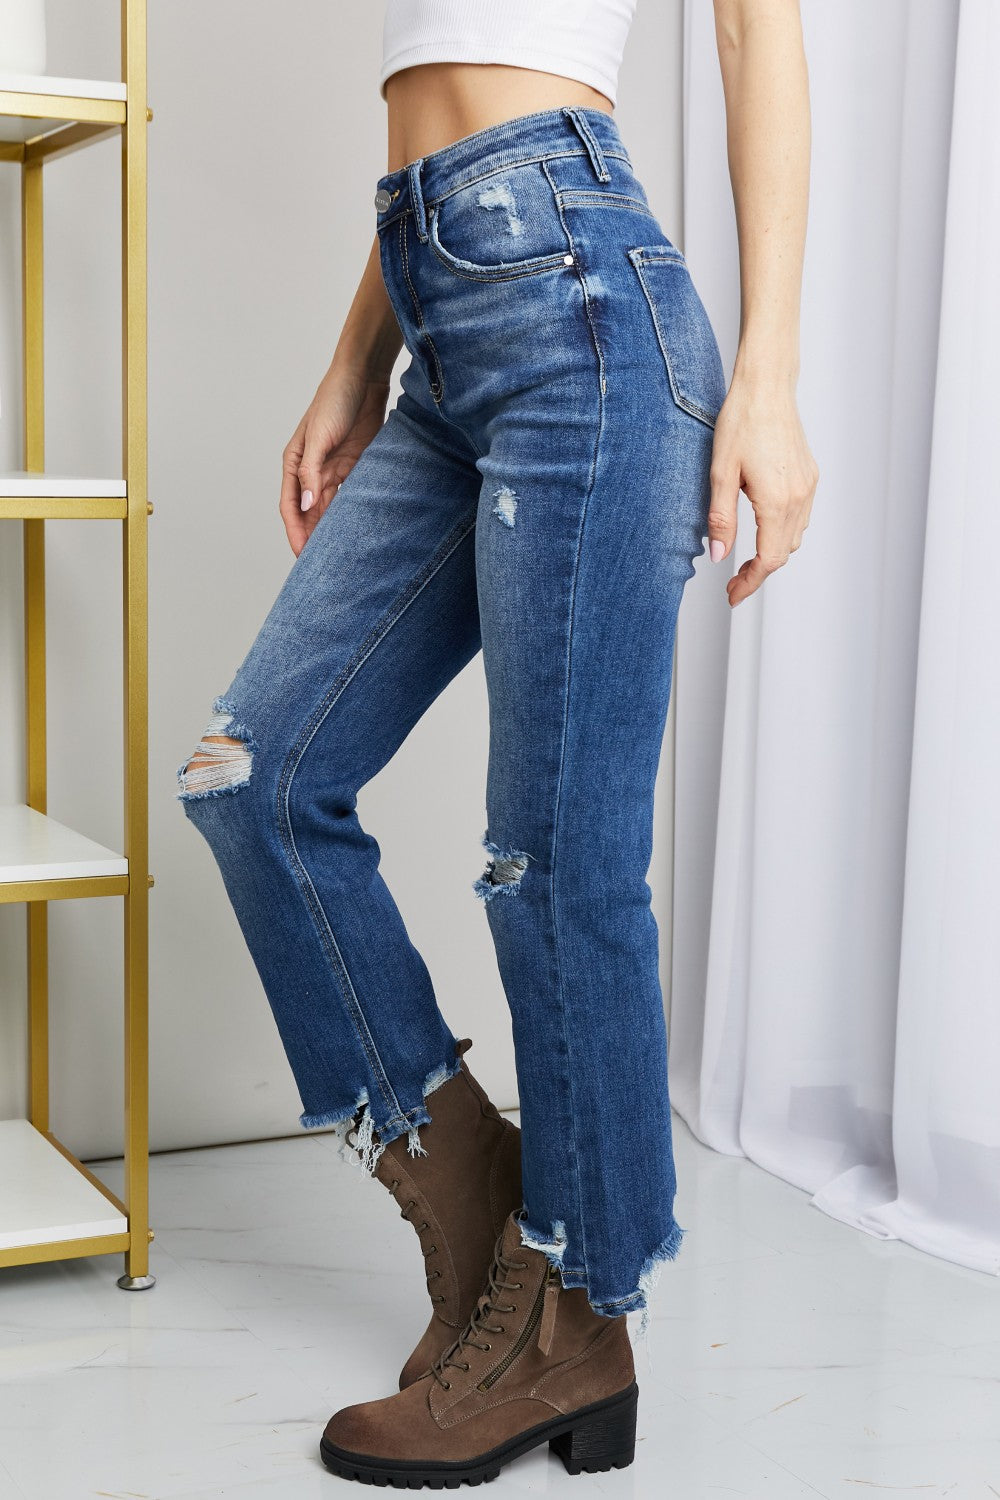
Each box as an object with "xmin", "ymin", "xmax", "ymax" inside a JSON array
[{"xmin": 0, "ymin": 0, "xmax": 154, "ymax": 1284}]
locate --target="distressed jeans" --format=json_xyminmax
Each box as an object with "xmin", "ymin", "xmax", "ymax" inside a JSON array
[{"xmin": 176, "ymin": 105, "xmax": 726, "ymax": 1322}]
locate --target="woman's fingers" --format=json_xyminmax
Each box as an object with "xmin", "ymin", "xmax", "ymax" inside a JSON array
[
  {"xmin": 279, "ymin": 418, "xmax": 311, "ymax": 556},
  {"xmin": 726, "ymin": 449, "xmax": 818, "ymax": 606},
  {"xmin": 707, "ymin": 383, "xmax": 819, "ymax": 607},
  {"xmin": 725, "ymin": 510, "xmax": 793, "ymax": 605},
  {"xmin": 707, "ymin": 452, "xmax": 741, "ymax": 564},
  {"xmin": 298, "ymin": 423, "xmax": 333, "ymax": 515},
  {"xmin": 277, "ymin": 367, "xmax": 391, "ymax": 558},
  {"xmin": 279, "ymin": 395, "xmax": 343, "ymax": 556}
]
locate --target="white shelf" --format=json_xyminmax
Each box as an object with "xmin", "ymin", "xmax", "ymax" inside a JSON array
[
  {"xmin": 0, "ymin": 804, "xmax": 127, "ymax": 883},
  {"xmin": 0, "ymin": 471, "xmax": 126, "ymax": 498},
  {"xmin": 0, "ymin": 1120, "xmax": 126, "ymax": 1250},
  {"xmin": 0, "ymin": 72, "xmax": 126, "ymax": 144},
  {"xmin": 0, "ymin": 72, "xmax": 126, "ymax": 102}
]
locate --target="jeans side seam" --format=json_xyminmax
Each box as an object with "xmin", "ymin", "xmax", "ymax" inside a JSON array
[
  {"xmin": 542, "ymin": 164, "xmax": 608, "ymax": 1290},
  {"xmin": 274, "ymin": 508, "xmax": 478, "ymax": 1127}
]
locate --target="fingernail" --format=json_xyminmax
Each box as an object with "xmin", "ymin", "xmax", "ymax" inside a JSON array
[
  {"xmin": 301, "ymin": 489, "xmax": 314, "ymax": 512},
  {"xmin": 709, "ymin": 538, "xmax": 725, "ymax": 563}
]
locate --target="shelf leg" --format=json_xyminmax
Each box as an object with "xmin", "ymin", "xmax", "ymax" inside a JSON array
[
  {"xmin": 22, "ymin": 140, "xmax": 50, "ymax": 1134},
  {"xmin": 120, "ymin": 0, "xmax": 154, "ymax": 1287}
]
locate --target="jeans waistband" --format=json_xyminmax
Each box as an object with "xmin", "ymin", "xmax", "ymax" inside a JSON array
[{"xmin": 373, "ymin": 105, "xmax": 632, "ymax": 236}]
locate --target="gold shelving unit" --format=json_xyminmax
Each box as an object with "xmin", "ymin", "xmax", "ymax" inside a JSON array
[{"xmin": 0, "ymin": 1, "xmax": 154, "ymax": 1288}]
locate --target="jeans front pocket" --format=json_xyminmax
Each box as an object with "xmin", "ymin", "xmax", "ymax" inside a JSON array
[
  {"xmin": 427, "ymin": 161, "xmax": 573, "ymax": 282},
  {"xmin": 627, "ymin": 246, "xmax": 727, "ymax": 429}
]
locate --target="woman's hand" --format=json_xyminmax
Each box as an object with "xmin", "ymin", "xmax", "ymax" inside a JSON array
[
  {"xmin": 707, "ymin": 376, "xmax": 819, "ymax": 607},
  {"xmin": 279, "ymin": 360, "xmax": 392, "ymax": 557},
  {"xmin": 278, "ymin": 234, "xmax": 403, "ymax": 555}
]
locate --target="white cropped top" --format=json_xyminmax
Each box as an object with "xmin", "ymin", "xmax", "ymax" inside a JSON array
[{"xmin": 379, "ymin": 0, "xmax": 638, "ymax": 108}]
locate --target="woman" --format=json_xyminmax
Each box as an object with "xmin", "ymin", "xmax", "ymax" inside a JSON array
[{"xmin": 176, "ymin": 0, "xmax": 817, "ymax": 1484}]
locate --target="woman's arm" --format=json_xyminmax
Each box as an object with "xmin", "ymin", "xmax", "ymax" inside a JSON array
[
  {"xmin": 708, "ymin": 0, "xmax": 819, "ymax": 607},
  {"xmin": 279, "ymin": 235, "xmax": 404, "ymax": 555},
  {"xmin": 327, "ymin": 233, "xmax": 406, "ymax": 384}
]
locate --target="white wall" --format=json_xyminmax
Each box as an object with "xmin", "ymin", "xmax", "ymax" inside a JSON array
[{"xmin": 0, "ymin": 0, "xmax": 684, "ymax": 1158}]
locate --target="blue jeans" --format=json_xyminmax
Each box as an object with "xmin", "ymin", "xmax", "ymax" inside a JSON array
[{"xmin": 176, "ymin": 105, "xmax": 726, "ymax": 1321}]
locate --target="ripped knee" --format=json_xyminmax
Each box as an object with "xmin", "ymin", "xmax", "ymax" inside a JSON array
[
  {"xmin": 473, "ymin": 831, "xmax": 531, "ymax": 902},
  {"xmin": 176, "ymin": 698, "xmax": 255, "ymax": 800}
]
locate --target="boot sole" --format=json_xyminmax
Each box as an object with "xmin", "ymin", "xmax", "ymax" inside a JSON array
[{"xmin": 319, "ymin": 1379, "xmax": 638, "ymax": 1487}]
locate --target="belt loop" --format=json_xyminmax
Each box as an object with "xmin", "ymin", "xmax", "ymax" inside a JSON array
[
  {"xmin": 562, "ymin": 106, "xmax": 611, "ymax": 183},
  {"xmin": 408, "ymin": 158, "xmax": 428, "ymax": 240}
]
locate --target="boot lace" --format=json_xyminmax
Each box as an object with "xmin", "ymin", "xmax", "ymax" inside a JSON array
[
  {"xmin": 386, "ymin": 1176, "xmax": 446, "ymax": 1304},
  {"xmin": 428, "ymin": 1246, "xmax": 528, "ymax": 1390}
]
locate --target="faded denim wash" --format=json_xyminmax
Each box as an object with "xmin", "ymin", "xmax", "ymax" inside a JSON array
[{"xmin": 176, "ymin": 105, "xmax": 727, "ymax": 1323}]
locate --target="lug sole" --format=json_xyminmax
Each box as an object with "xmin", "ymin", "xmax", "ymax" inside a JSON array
[{"xmin": 319, "ymin": 1379, "xmax": 638, "ymax": 1487}]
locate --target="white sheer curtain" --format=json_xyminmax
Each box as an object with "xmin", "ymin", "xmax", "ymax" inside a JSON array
[{"xmin": 669, "ymin": 0, "xmax": 1000, "ymax": 1275}]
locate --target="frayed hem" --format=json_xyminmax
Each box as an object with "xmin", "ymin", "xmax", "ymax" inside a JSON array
[
  {"xmin": 300, "ymin": 1102, "xmax": 365, "ymax": 1132},
  {"xmin": 300, "ymin": 1088, "xmax": 387, "ymax": 1175},
  {"xmin": 421, "ymin": 1052, "xmax": 463, "ymax": 1103},
  {"xmin": 517, "ymin": 1212, "xmax": 569, "ymax": 1274},
  {"xmin": 300, "ymin": 1047, "xmax": 466, "ymax": 1178},
  {"xmin": 592, "ymin": 1220, "xmax": 686, "ymax": 1345}
]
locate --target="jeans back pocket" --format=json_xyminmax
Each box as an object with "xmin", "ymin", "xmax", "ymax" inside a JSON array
[{"xmin": 627, "ymin": 246, "xmax": 727, "ymax": 429}]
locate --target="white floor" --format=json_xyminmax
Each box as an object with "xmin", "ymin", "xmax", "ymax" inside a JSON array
[{"xmin": 0, "ymin": 1112, "xmax": 998, "ymax": 1500}]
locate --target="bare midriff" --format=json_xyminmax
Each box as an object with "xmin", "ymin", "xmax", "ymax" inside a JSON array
[{"xmin": 384, "ymin": 62, "xmax": 614, "ymax": 173}]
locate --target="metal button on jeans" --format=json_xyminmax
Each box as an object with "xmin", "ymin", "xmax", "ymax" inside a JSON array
[{"xmin": 374, "ymin": 188, "xmax": 393, "ymax": 213}]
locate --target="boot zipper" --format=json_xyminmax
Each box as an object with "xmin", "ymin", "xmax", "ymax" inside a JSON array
[{"xmin": 477, "ymin": 1264, "xmax": 558, "ymax": 1392}]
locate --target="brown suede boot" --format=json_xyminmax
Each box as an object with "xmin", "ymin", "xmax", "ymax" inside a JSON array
[
  {"xmin": 367, "ymin": 1039, "xmax": 523, "ymax": 1390},
  {"xmin": 320, "ymin": 1209, "xmax": 638, "ymax": 1485}
]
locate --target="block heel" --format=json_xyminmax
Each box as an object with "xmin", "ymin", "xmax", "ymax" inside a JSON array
[
  {"xmin": 549, "ymin": 1380, "xmax": 639, "ymax": 1474},
  {"xmin": 321, "ymin": 1214, "xmax": 641, "ymax": 1487}
]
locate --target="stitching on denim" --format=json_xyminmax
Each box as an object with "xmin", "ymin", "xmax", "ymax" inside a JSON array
[
  {"xmin": 407, "ymin": 157, "xmax": 427, "ymax": 239},
  {"xmin": 422, "ymin": 147, "xmax": 632, "ymax": 208},
  {"xmin": 595, "ymin": 1288, "xmax": 646, "ymax": 1309},
  {"xmin": 275, "ymin": 509, "xmax": 478, "ymax": 1127},
  {"xmin": 558, "ymin": 191, "xmax": 657, "ymax": 219},
  {"xmin": 399, "ymin": 212, "xmax": 446, "ymax": 402},
  {"xmin": 426, "ymin": 205, "xmax": 572, "ymax": 284},
  {"xmin": 598, "ymin": 1293, "xmax": 642, "ymax": 1308},
  {"xmin": 384, "ymin": 246, "xmax": 487, "ymax": 462},
  {"xmin": 537, "ymin": 156, "xmax": 606, "ymax": 1292},
  {"xmin": 545, "ymin": 158, "xmax": 606, "ymax": 375},
  {"xmin": 375, "ymin": 148, "xmax": 633, "ymax": 232},
  {"xmin": 275, "ymin": 514, "xmax": 476, "ymax": 1124},
  {"xmin": 628, "ymin": 249, "xmax": 718, "ymax": 429},
  {"xmin": 562, "ymin": 106, "xmax": 611, "ymax": 182},
  {"xmin": 631, "ymin": 248, "xmax": 685, "ymax": 265},
  {"xmin": 430, "ymin": 390, "xmax": 486, "ymax": 462}
]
